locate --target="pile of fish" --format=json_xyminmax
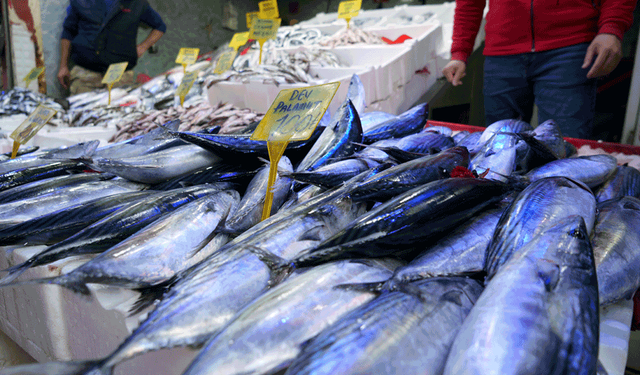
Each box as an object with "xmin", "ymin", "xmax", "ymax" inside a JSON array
[
  {"xmin": 0, "ymin": 73, "xmax": 639, "ymax": 375},
  {"xmin": 0, "ymin": 87, "xmax": 66, "ymax": 128},
  {"xmin": 318, "ymin": 26, "xmax": 385, "ymax": 48},
  {"xmin": 272, "ymin": 26, "xmax": 325, "ymax": 48}
]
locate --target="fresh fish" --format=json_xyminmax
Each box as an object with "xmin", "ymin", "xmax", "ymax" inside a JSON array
[
  {"xmin": 280, "ymin": 184, "xmax": 325, "ymax": 210},
  {"xmin": 0, "ymin": 185, "xmax": 226, "ymax": 285},
  {"xmin": 0, "ymin": 190, "xmax": 157, "ymax": 246},
  {"xmin": 456, "ymin": 131, "xmax": 483, "ymax": 155},
  {"xmin": 421, "ymin": 125, "xmax": 453, "ymax": 137},
  {"xmin": 290, "ymin": 177, "xmax": 512, "ymax": 268},
  {"xmin": 477, "ymin": 120, "xmax": 514, "ymax": 145},
  {"xmin": 9, "ymin": 191, "xmax": 240, "ymax": 294},
  {"xmin": 393, "ymin": 131, "xmax": 455, "ymax": 155},
  {"xmin": 296, "ymin": 99, "xmax": 363, "ymax": 172},
  {"xmin": 0, "ymin": 142, "xmax": 97, "ymax": 174},
  {"xmin": 0, "ymin": 172, "xmax": 113, "ymax": 205},
  {"xmin": 359, "ymin": 111, "xmax": 396, "ymax": 133},
  {"xmin": 286, "ymin": 277, "xmax": 483, "ymax": 375},
  {"xmin": 151, "ymin": 162, "xmax": 258, "ymax": 191},
  {"xmin": 452, "ymin": 130, "xmax": 470, "ymax": 144},
  {"xmin": 469, "ymin": 131, "xmax": 518, "ymax": 182},
  {"xmin": 0, "ymin": 145, "xmax": 39, "ymax": 162},
  {"xmin": 444, "ymin": 216, "xmax": 599, "ymax": 375},
  {"xmin": 182, "ymin": 258, "xmax": 399, "ymax": 375},
  {"xmin": 352, "ymin": 138, "xmax": 400, "ymax": 163},
  {"xmin": 595, "ymin": 164, "xmax": 640, "ymax": 202},
  {"xmin": 78, "ymin": 186, "xmax": 368, "ymax": 374},
  {"xmin": 485, "ymin": 176, "xmax": 597, "ymax": 280},
  {"xmin": 93, "ymin": 120, "xmax": 185, "ymax": 159},
  {"xmin": 223, "ymin": 157, "xmax": 293, "ymax": 234},
  {"xmin": 346, "ymin": 74, "xmax": 366, "ymax": 115},
  {"xmin": 518, "ymin": 154, "xmax": 618, "ymax": 189},
  {"xmin": 286, "ymin": 158, "xmax": 379, "ymax": 189},
  {"xmin": 348, "ymin": 146, "xmax": 469, "ymax": 201},
  {"xmin": 593, "ymin": 196, "xmax": 640, "ymax": 305},
  {"xmin": 530, "ymin": 119, "xmax": 566, "ymax": 159},
  {"xmin": 362, "ymin": 103, "xmax": 428, "ymax": 144},
  {"xmin": 0, "ymin": 160, "xmax": 88, "ymax": 192},
  {"xmin": 0, "ymin": 178, "xmax": 145, "ymax": 230},
  {"xmin": 89, "ymin": 145, "xmax": 221, "ymax": 184}
]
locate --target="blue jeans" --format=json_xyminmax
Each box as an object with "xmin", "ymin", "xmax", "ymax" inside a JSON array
[{"xmin": 483, "ymin": 43, "xmax": 598, "ymax": 139}]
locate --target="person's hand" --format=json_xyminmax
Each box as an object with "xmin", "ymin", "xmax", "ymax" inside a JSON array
[
  {"xmin": 583, "ymin": 34, "xmax": 622, "ymax": 79},
  {"xmin": 443, "ymin": 60, "xmax": 467, "ymax": 86},
  {"xmin": 136, "ymin": 44, "xmax": 147, "ymax": 58},
  {"xmin": 57, "ymin": 66, "xmax": 70, "ymax": 89}
]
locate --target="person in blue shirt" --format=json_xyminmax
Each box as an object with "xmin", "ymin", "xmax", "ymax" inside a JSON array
[{"xmin": 57, "ymin": 0, "xmax": 166, "ymax": 95}]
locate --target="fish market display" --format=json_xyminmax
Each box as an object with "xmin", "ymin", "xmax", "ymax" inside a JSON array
[
  {"xmin": 0, "ymin": 87, "xmax": 65, "ymax": 121},
  {"xmin": 318, "ymin": 27, "xmax": 384, "ymax": 48},
  {"xmin": 443, "ymin": 216, "xmax": 599, "ymax": 375}
]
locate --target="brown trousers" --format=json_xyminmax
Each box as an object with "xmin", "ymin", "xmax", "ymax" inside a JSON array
[{"xmin": 69, "ymin": 65, "xmax": 135, "ymax": 95}]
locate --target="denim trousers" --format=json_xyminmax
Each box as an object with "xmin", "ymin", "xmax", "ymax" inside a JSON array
[{"xmin": 483, "ymin": 43, "xmax": 598, "ymax": 139}]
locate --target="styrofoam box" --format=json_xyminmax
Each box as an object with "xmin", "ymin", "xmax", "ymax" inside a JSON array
[{"xmin": 31, "ymin": 126, "xmax": 117, "ymax": 149}]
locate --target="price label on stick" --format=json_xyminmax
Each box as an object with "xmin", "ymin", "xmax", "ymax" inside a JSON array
[
  {"xmin": 214, "ymin": 50, "xmax": 237, "ymax": 75},
  {"xmin": 249, "ymin": 18, "xmax": 281, "ymax": 64},
  {"xmin": 101, "ymin": 62, "xmax": 128, "ymax": 85},
  {"xmin": 229, "ymin": 32, "xmax": 250, "ymax": 51},
  {"xmin": 23, "ymin": 66, "xmax": 44, "ymax": 88},
  {"xmin": 175, "ymin": 48, "xmax": 200, "ymax": 66},
  {"xmin": 176, "ymin": 70, "xmax": 199, "ymax": 106},
  {"xmin": 258, "ymin": 0, "xmax": 279, "ymax": 19},
  {"xmin": 9, "ymin": 104, "xmax": 57, "ymax": 158},
  {"xmin": 251, "ymin": 82, "xmax": 340, "ymax": 221},
  {"xmin": 246, "ymin": 11, "xmax": 259, "ymax": 29},
  {"xmin": 338, "ymin": 0, "xmax": 362, "ymax": 26}
]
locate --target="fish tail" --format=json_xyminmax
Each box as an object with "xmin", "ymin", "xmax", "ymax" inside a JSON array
[
  {"xmin": 129, "ymin": 276, "xmax": 179, "ymax": 316},
  {"xmin": 245, "ymin": 245, "xmax": 294, "ymax": 287},
  {"xmin": 333, "ymin": 279, "xmax": 390, "ymax": 294},
  {"xmin": 0, "ymin": 273, "xmax": 91, "ymax": 296},
  {"xmin": 0, "ymin": 260, "xmax": 35, "ymax": 285}
]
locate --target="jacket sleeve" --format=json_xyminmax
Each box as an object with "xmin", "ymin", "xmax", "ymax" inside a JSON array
[
  {"xmin": 450, "ymin": 0, "xmax": 486, "ymax": 63},
  {"xmin": 598, "ymin": 0, "xmax": 637, "ymax": 40},
  {"xmin": 140, "ymin": 5, "xmax": 167, "ymax": 33},
  {"xmin": 60, "ymin": 5, "xmax": 79, "ymax": 41}
]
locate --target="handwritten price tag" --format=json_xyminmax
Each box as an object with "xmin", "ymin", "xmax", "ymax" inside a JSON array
[
  {"xmin": 229, "ymin": 32, "xmax": 250, "ymax": 51},
  {"xmin": 338, "ymin": 0, "xmax": 362, "ymax": 25},
  {"xmin": 101, "ymin": 62, "xmax": 128, "ymax": 84},
  {"xmin": 249, "ymin": 18, "xmax": 281, "ymax": 41},
  {"xmin": 214, "ymin": 50, "xmax": 237, "ymax": 75},
  {"xmin": 246, "ymin": 11, "xmax": 260, "ymax": 29},
  {"xmin": 10, "ymin": 104, "xmax": 57, "ymax": 144},
  {"xmin": 175, "ymin": 48, "xmax": 200, "ymax": 66},
  {"xmin": 23, "ymin": 66, "xmax": 44, "ymax": 87},
  {"xmin": 176, "ymin": 70, "xmax": 199, "ymax": 103},
  {"xmin": 252, "ymin": 82, "xmax": 340, "ymax": 142},
  {"xmin": 258, "ymin": 0, "xmax": 279, "ymax": 19}
]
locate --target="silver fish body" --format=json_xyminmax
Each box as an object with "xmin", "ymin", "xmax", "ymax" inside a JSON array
[
  {"xmin": 593, "ymin": 196, "xmax": 640, "ymax": 305},
  {"xmin": 285, "ymin": 277, "xmax": 483, "ymax": 375},
  {"xmin": 523, "ymin": 154, "xmax": 618, "ymax": 189},
  {"xmin": 595, "ymin": 165, "xmax": 640, "ymax": 202},
  {"xmin": 287, "ymin": 158, "xmax": 378, "ymax": 189},
  {"xmin": 346, "ymin": 73, "xmax": 366, "ymax": 115},
  {"xmin": 485, "ymin": 176, "xmax": 596, "ymax": 280},
  {"xmin": 470, "ymin": 132, "xmax": 518, "ymax": 182},
  {"xmin": 182, "ymin": 258, "xmax": 399, "ymax": 375},
  {"xmin": 359, "ymin": 111, "xmax": 396, "ymax": 133},
  {"xmin": 0, "ymin": 141, "xmax": 97, "ymax": 174},
  {"xmin": 444, "ymin": 216, "xmax": 599, "ymax": 375}
]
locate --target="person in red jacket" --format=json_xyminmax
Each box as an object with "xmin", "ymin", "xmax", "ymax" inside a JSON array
[{"xmin": 442, "ymin": 0, "xmax": 636, "ymax": 139}]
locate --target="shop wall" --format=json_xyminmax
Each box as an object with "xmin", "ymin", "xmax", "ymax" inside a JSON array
[{"xmin": 39, "ymin": 0, "xmax": 68, "ymax": 99}]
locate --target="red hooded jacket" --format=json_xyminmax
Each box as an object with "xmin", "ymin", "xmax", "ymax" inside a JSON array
[{"xmin": 450, "ymin": 0, "xmax": 636, "ymax": 63}]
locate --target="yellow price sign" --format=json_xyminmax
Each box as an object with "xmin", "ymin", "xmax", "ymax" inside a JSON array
[
  {"xmin": 214, "ymin": 50, "xmax": 237, "ymax": 75},
  {"xmin": 252, "ymin": 82, "xmax": 340, "ymax": 142},
  {"xmin": 101, "ymin": 62, "xmax": 128, "ymax": 85},
  {"xmin": 246, "ymin": 11, "xmax": 260, "ymax": 29},
  {"xmin": 338, "ymin": 0, "xmax": 362, "ymax": 26},
  {"xmin": 249, "ymin": 18, "xmax": 281, "ymax": 64},
  {"xmin": 252, "ymin": 82, "xmax": 340, "ymax": 220},
  {"xmin": 176, "ymin": 70, "xmax": 199, "ymax": 106},
  {"xmin": 10, "ymin": 104, "xmax": 57, "ymax": 145},
  {"xmin": 23, "ymin": 66, "xmax": 45, "ymax": 87},
  {"xmin": 229, "ymin": 32, "xmax": 250, "ymax": 51},
  {"xmin": 258, "ymin": 0, "xmax": 279, "ymax": 19},
  {"xmin": 175, "ymin": 48, "xmax": 200, "ymax": 66}
]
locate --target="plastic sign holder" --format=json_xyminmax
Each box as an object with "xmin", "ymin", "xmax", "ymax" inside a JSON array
[
  {"xmin": 249, "ymin": 18, "xmax": 281, "ymax": 65},
  {"xmin": 175, "ymin": 48, "xmax": 200, "ymax": 74},
  {"xmin": 338, "ymin": 0, "xmax": 362, "ymax": 27},
  {"xmin": 23, "ymin": 66, "xmax": 44, "ymax": 88},
  {"xmin": 251, "ymin": 82, "xmax": 340, "ymax": 220},
  {"xmin": 10, "ymin": 104, "xmax": 57, "ymax": 159},
  {"xmin": 101, "ymin": 62, "xmax": 128, "ymax": 105}
]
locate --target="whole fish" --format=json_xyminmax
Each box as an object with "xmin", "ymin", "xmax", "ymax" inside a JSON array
[
  {"xmin": 0, "ymin": 160, "xmax": 88, "ymax": 192},
  {"xmin": 517, "ymin": 154, "xmax": 618, "ymax": 189},
  {"xmin": 223, "ymin": 157, "xmax": 293, "ymax": 234},
  {"xmin": 295, "ymin": 99, "xmax": 363, "ymax": 172},
  {"xmin": 0, "ymin": 141, "xmax": 97, "ymax": 174},
  {"xmin": 286, "ymin": 158, "xmax": 379, "ymax": 189},
  {"xmin": 182, "ymin": 258, "xmax": 399, "ymax": 375},
  {"xmin": 352, "ymin": 138, "xmax": 400, "ymax": 163},
  {"xmin": 92, "ymin": 120, "xmax": 185, "ymax": 159},
  {"xmin": 389, "ymin": 131, "xmax": 455, "ymax": 156},
  {"xmin": 0, "ymin": 184, "xmax": 226, "ymax": 285},
  {"xmin": 286, "ymin": 277, "xmax": 483, "ymax": 375},
  {"xmin": 8, "ymin": 191, "xmax": 240, "ymax": 294},
  {"xmin": 0, "ymin": 190, "xmax": 157, "ymax": 246},
  {"xmin": 485, "ymin": 176, "xmax": 597, "ymax": 280},
  {"xmin": 348, "ymin": 146, "xmax": 469, "ymax": 201},
  {"xmin": 151, "ymin": 162, "xmax": 258, "ymax": 191},
  {"xmin": 477, "ymin": 120, "xmax": 514, "ymax": 145},
  {"xmin": 593, "ymin": 196, "xmax": 640, "ymax": 305},
  {"xmin": 0, "ymin": 178, "xmax": 145, "ymax": 230},
  {"xmin": 346, "ymin": 73, "xmax": 366, "ymax": 115},
  {"xmin": 359, "ymin": 111, "xmax": 396, "ymax": 133},
  {"xmin": 469, "ymin": 131, "xmax": 518, "ymax": 182},
  {"xmin": 0, "ymin": 172, "xmax": 113, "ymax": 205},
  {"xmin": 362, "ymin": 103, "xmax": 428, "ymax": 144},
  {"xmin": 595, "ymin": 164, "xmax": 640, "ymax": 202},
  {"xmin": 75, "ymin": 186, "xmax": 368, "ymax": 375},
  {"xmin": 456, "ymin": 131, "xmax": 483, "ymax": 156},
  {"xmin": 89, "ymin": 145, "xmax": 221, "ymax": 184},
  {"xmin": 444, "ymin": 216, "xmax": 599, "ymax": 375},
  {"xmin": 290, "ymin": 177, "xmax": 512, "ymax": 268}
]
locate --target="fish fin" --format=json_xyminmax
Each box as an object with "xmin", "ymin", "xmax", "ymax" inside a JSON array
[
  {"xmin": 244, "ymin": 245, "xmax": 293, "ymax": 287},
  {"xmin": 440, "ymin": 289, "xmax": 465, "ymax": 306},
  {"xmin": 186, "ymin": 230, "xmax": 220, "ymax": 259},
  {"xmin": 334, "ymin": 280, "xmax": 389, "ymax": 294},
  {"xmin": 536, "ymin": 259, "xmax": 561, "ymax": 292},
  {"xmin": 129, "ymin": 276, "xmax": 179, "ymax": 316},
  {"xmin": 0, "ymin": 274, "xmax": 92, "ymax": 296},
  {"xmin": 596, "ymin": 360, "xmax": 609, "ymax": 375},
  {"xmin": 0, "ymin": 260, "xmax": 35, "ymax": 285}
]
